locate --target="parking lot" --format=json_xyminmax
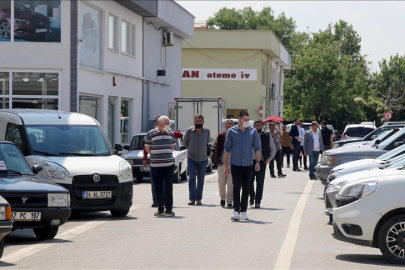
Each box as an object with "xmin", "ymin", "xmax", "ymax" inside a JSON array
[{"xmin": 0, "ymin": 167, "xmax": 402, "ymax": 269}]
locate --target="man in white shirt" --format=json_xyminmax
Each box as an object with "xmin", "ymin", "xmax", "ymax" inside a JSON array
[
  {"xmin": 303, "ymin": 121, "xmax": 325, "ymax": 180},
  {"xmin": 299, "ymin": 121, "xmax": 308, "ymax": 170}
]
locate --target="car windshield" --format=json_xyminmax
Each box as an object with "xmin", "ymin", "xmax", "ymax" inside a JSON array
[
  {"xmin": 387, "ymin": 155, "xmax": 405, "ymax": 169},
  {"xmin": 377, "ymin": 144, "xmax": 405, "ymax": 160},
  {"xmin": 0, "ymin": 144, "xmax": 32, "ymax": 174},
  {"xmin": 26, "ymin": 125, "xmax": 111, "ymax": 156},
  {"xmin": 16, "ymin": 3, "xmax": 31, "ymax": 12},
  {"xmin": 129, "ymin": 136, "xmax": 146, "ymax": 151},
  {"xmin": 345, "ymin": 127, "xmax": 375, "ymax": 137},
  {"xmin": 378, "ymin": 129, "xmax": 405, "ymax": 150}
]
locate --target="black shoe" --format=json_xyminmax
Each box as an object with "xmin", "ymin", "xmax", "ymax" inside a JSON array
[
  {"xmin": 287, "ymin": 164, "xmax": 290, "ymax": 168},
  {"xmin": 278, "ymin": 173, "xmax": 286, "ymax": 177},
  {"xmin": 255, "ymin": 203, "xmax": 260, "ymax": 208},
  {"xmin": 220, "ymin": 200, "xmax": 225, "ymax": 207},
  {"xmin": 151, "ymin": 202, "xmax": 158, "ymax": 208},
  {"xmin": 249, "ymin": 198, "xmax": 254, "ymax": 206},
  {"xmin": 270, "ymin": 174, "xmax": 277, "ymax": 178},
  {"xmin": 304, "ymin": 166, "xmax": 309, "ymax": 170},
  {"xmin": 165, "ymin": 210, "xmax": 175, "ymax": 217},
  {"xmin": 188, "ymin": 201, "xmax": 195, "ymax": 205},
  {"xmin": 227, "ymin": 204, "xmax": 233, "ymax": 208},
  {"xmin": 154, "ymin": 210, "xmax": 164, "ymax": 216},
  {"xmin": 293, "ymin": 168, "xmax": 301, "ymax": 172}
]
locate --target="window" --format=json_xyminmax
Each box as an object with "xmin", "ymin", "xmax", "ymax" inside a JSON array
[
  {"xmin": 109, "ymin": 15, "xmax": 117, "ymax": 50},
  {"xmin": 261, "ymin": 61, "xmax": 266, "ymax": 85},
  {"xmin": 5, "ymin": 123, "xmax": 24, "ymax": 153},
  {"xmin": 121, "ymin": 99, "xmax": 131, "ymax": 143},
  {"xmin": 161, "ymin": 46, "xmax": 166, "ymax": 67},
  {"xmin": 122, "ymin": 21, "xmax": 135, "ymax": 55},
  {"xmin": 0, "ymin": 72, "xmax": 9, "ymax": 95}
]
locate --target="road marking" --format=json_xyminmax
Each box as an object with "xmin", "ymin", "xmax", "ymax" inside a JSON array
[{"xmin": 273, "ymin": 180, "xmax": 315, "ymax": 270}]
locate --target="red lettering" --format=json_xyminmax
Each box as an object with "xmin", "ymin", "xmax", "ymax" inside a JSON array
[
  {"xmin": 231, "ymin": 74, "xmax": 236, "ymax": 78},
  {"xmin": 191, "ymin": 71, "xmax": 199, "ymax": 78},
  {"xmin": 207, "ymin": 73, "xmax": 212, "ymax": 78},
  {"xmin": 244, "ymin": 74, "xmax": 250, "ymax": 79},
  {"xmin": 222, "ymin": 74, "xmax": 230, "ymax": 78},
  {"xmin": 213, "ymin": 72, "xmax": 216, "ymax": 78},
  {"xmin": 217, "ymin": 74, "xmax": 221, "ymax": 78},
  {"xmin": 182, "ymin": 71, "xmax": 190, "ymax": 78}
]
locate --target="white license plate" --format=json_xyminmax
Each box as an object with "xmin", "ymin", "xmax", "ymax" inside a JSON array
[
  {"xmin": 12, "ymin": 212, "xmax": 41, "ymax": 221},
  {"xmin": 82, "ymin": 191, "xmax": 112, "ymax": 199},
  {"xmin": 36, "ymin": 29, "xmax": 47, "ymax": 33},
  {"xmin": 140, "ymin": 166, "xmax": 150, "ymax": 172}
]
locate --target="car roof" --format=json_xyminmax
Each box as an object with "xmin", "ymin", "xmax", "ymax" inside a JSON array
[
  {"xmin": 345, "ymin": 124, "xmax": 376, "ymax": 129},
  {"xmin": 0, "ymin": 109, "xmax": 98, "ymax": 126}
]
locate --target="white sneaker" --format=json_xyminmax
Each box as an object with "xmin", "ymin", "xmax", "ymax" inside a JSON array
[
  {"xmin": 241, "ymin": 212, "xmax": 249, "ymax": 220},
  {"xmin": 231, "ymin": 211, "xmax": 240, "ymax": 221}
]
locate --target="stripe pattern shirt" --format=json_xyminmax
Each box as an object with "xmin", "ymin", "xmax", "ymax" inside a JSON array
[{"xmin": 145, "ymin": 128, "xmax": 175, "ymax": 167}]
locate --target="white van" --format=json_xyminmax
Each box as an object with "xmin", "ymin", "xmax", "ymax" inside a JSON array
[{"xmin": 0, "ymin": 110, "xmax": 133, "ymax": 216}]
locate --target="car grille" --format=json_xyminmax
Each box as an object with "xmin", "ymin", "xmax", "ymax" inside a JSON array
[
  {"xmin": 325, "ymin": 195, "xmax": 332, "ymax": 208},
  {"xmin": 72, "ymin": 175, "xmax": 119, "ymax": 207},
  {"xmin": 128, "ymin": 159, "xmax": 143, "ymax": 166},
  {"xmin": 31, "ymin": 20, "xmax": 50, "ymax": 27},
  {"xmin": 336, "ymin": 197, "xmax": 358, "ymax": 207},
  {"xmin": 1, "ymin": 193, "xmax": 47, "ymax": 208}
]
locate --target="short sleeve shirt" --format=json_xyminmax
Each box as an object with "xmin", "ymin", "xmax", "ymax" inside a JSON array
[
  {"xmin": 321, "ymin": 128, "xmax": 333, "ymax": 146},
  {"xmin": 145, "ymin": 128, "xmax": 176, "ymax": 167}
]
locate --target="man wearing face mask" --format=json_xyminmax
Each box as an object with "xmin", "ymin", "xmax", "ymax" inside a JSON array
[
  {"xmin": 224, "ymin": 111, "xmax": 261, "ymax": 221},
  {"xmin": 143, "ymin": 116, "xmax": 159, "ymax": 207},
  {"xmin": 145, "ymin": 115, "xmax": 176, "ymax": 217},
  {"xmin": 184, "ymin": 114, "xmax": 211, "ymax": 205}
]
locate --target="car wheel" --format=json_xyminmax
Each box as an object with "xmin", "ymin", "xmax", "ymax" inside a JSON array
[
  {"xmin": 110, "ymin": 208, "xmax": 130, "ymax": 217},
  {"xmin": 0, "ymin": 21, "xmax": 11, "ymax": 39},
  {"xmin": 173, "ymin": 165, "xmax": 180, "ymax": 183},
  {"xmin": 206, "ymin": 160, "xmax": 213, "ymax": 173},
  {"xmin": 136, "ymin": 176, "xmax": 143, "ymax": 182},
  {"xmin": 0, "ymin": 238, "xmax": 4, "ymax": 259},
  {"xmin": 181, "ymin": 166, "xmax": 188, "ymax": 180},
  {"xmin": 34, "ymin": 226, "xmax": 59, "ymax": 240},
  {"xmin": 378, "ymin": 214, "xmax": 405, "ymax": 265}
]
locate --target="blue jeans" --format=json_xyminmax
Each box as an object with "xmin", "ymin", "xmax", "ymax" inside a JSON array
[
  {"xmin": 309, "ymin": 151, "xmax": 320, "ymax": 177},
  {"xmin": 188, "ymin": 158, "xmax": 208, "ymax": 201}
]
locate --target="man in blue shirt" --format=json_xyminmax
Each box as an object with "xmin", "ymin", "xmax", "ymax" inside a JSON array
[{"xmin": 224, "ymin": 111, "xmax": 261, "ymax": 221}]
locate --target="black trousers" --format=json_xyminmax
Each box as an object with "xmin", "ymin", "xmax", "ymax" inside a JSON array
[
  {"xmin": 300, "ymin": 146, "xmax": 308, "ymax": 167},
  {"xmin": 250, "ymin": 160, "xmax": 267, "ymax": 204},
  {"xmin": 231, "ymin": 165, "xmax": 253, "ymax": 213},
  {"xmin": 270, "ymin": 150, "xmax": 282, "ymax": 175},
  {"xmin": 292, "ymin": 144, "xmax": 301, "ymax": 170},
  {"xmin": 151, "ymin": 165, "xmax": 174, "ymax": 212},
  {"xmin": 281, "ymin": 146, "xmax": 291, "ymax": 165}
]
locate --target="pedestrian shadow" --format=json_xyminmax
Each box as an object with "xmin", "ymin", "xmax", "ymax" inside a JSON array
[
  {"xmin": 232, "ymin": 220, "xmax": 273, "ymax": 225},
  {"xmin": 194, "ymin": 204, "xmax": 218, "ymax": 208},
  {"xmin": 0, "ymin": 262, "xmax": 16, "ymax": 267},
  {"xmin": 154, "ymin": 216, "xmax": 185, "ymax": 219},
  {"xmin": 335, "ymin": 254, "xmax": 394, "ymax": 267},
  {"xmin": 317, "ymin": 197, "xmax": 325, "ymax": 200},
  {"xmin": 253, "ymin": 207, "xmax": 285, "ymax": 211},
  {"xmin": 68, "ymin": 212, "xmax": 138, "ymax": 222},
  {"xmin": 5, "ymin": 235, "xmax": 74, "ymax": 246}
]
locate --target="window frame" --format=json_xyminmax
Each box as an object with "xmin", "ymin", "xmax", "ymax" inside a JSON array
[
  {"xmin": 108, "ymin": 14, "xmax": 118, "ymax": 51},
  {"xmin": 121, "ymin": 20, "xmax": 136, "ymax": 56}
]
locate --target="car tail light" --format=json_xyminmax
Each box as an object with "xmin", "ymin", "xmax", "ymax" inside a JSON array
[{"xmin": 5, "ymin": 206, "xmax": 11, "ymax": 220}]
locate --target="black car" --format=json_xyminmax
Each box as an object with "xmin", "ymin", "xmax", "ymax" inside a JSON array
[
  {"xmin": 0, "ymin": 141, "xmax": 70, "ymax": 239},
  {"xmin": 0, "ymin": 195, "xmax": 12, "ymax": 259}
]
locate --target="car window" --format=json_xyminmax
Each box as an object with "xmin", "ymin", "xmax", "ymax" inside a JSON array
[
  {"xmin": 16, "ymin": 3, "xmax": 31, "ymax": 12},
  {"xmin": 174, "ymin": 139, "xmax": 180, "ymax": 151},
  {"xmin": 5, "ymin": 123, "xmax": 25, "ymax": 153},
  {"xmin": 387, "ymin": 155, "xmax": 405, "ymax": 169},
  {"xmin": 129, "ymin": 136, "xmax": 145, "ymax": 151},
  {"xmin": 377, "ymin": 144, "xmax": 405, "ymax": 160},
  {"xmin": 0, "ymin": 143, "xmax": 32, "ymax": 174},
  {"xmin": 345, "ymin": 127, "xmax": 375, "ymax": 137}
]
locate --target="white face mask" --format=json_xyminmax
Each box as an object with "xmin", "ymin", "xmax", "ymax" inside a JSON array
[
  {"xmin": 163, "ymin": 125, "xmax": 170, "ymax": 132},
  {"xmin": 242, "ymin": 122, "xmax": 250, "ymax": 128}
]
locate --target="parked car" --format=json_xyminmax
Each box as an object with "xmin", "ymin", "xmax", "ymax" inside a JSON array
[
  {"xmin": 332, "ymin": 170, "xmax": 405, "ymax": 264},
  {"xmin": 340, "ymin": 128, "xmax": 401, "ymax": 149},
  {"xmin": 0, "ymin": 2, "xmax": 51, "ymax": 40},
  {"xmin": 0, "ymin": 109, "xmax": 133, "ymax": 217},
  {"xmin": 340, "ymin": 124, "xmax": 376, "ymax": 141},
  {"xmin": 0, "ymin": 195, "xmax": 12, "ymax": 258},
  {"xmin": 123, "ymin": 132, "xmax": 190, "ymax": 183},
  {"xmin": 0, "ymin": 140, "xmax": 70, "ymax": 239},
  {"xmin": 316, "ymin": 128, "xmax": 405, "ymax": 184}
]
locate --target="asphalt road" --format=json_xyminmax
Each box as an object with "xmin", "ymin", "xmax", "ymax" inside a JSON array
[{"xmin": 0, "ymin": 165, "xmax": 403, "ymax": 269}]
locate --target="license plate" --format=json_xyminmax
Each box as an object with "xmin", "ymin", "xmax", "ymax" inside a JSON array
[
  {"xmin": 82, "ymin": 191, "xmax": 112, "ymax": 199},
  {"xmin": 36, "ymin": 29, "xmax": 47, "ymax": 33},
  {"xmin": 12, "ymin": 212, "xmax": 41, "ymax": 221}
]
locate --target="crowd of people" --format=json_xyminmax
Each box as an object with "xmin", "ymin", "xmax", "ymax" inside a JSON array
[{"xmin": 144, "ymin": 112, "xmax": 333, "ymax": 221}]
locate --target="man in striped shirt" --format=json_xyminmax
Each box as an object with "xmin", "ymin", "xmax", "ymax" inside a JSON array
[{"xmin": 145, "ymin": 115, "xmax": 176, "ymax": 217}]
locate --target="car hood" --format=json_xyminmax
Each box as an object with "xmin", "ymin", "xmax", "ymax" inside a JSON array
[
  {"xmin": 329, "ymin": 168, "xmax": 388, "ymax": 186},
  {"xmin": 332, "ymin": 161, "xmax": 386, "ymax": 179},
  {"xmin": 42, "ymin": 156, "xmax": 124, "ymax": 176},
  {"xmin": 0, "ymin": 175, "xmax": 67, "ymax": 193},
  {"xmin": 333, "ymin": 158, "xmax": 378, "ymax": 171},
  {"xmin": 323, "ymin": 147, "xmax": 385, "ymax": 156},
  {"xmin": 18, "ymin": 11, "xmax": 49, "ymax": 21},
  {"xmin": 341, "ymin": 142, "xmax": 370, "ymax": 148}
]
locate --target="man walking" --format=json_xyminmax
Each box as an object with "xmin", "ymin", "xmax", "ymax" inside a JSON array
[
  {"xmin": 250, "ymin": 120, "xmax": 276, "ymax": 208},
  {"xmin": 215, "ymin": 119, "xmax": 235, "ymax": 208},
  {"xmin": 143, "ymin": 116, "xmax": 159, "ymax": 207},
  {"xmin": 288, "ymin": 118, "xmax": 302, "ymax": 171},
  {"xmin": 321, "ymin": 121, "xmax": 334, "ymax": 150},
  {"xmin": 184, "ymin": 114, "xmax": 210, "ymax": 205},
  {"xmin": 144, "ymin": 116, "xmax": 176, "ymax": 217},
  {"xmin": 224, "ymin": 111, "xmax": 261, "ymax": 221},
  {"xmin": 269, "ymin": 123, "xmax": 286, "ymax": 178},
  {"xmin": 280, "ymin": 124, "xmax": 291, "ymax": 168},
  {"xmin": 304, "ymin": 121, "xmax": 325, "ymax": 180},
  {"xmin": 299, "ymin": 121, "xmax": 308, "ymax": 170}
]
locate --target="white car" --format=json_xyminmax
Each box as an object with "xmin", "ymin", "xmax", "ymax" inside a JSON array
[
  {"xmin": 123, "ymin": 133, "xmax": 188, "ymax": 183},
  {"xmin": 332, "ymin": 168, "xmax": 405, "ymax": 264},
  {"xmin": 340, "ymin": 124, "xmax": 376, "ymax": 140}
]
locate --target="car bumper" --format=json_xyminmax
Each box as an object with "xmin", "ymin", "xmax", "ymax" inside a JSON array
[
  {"xmin": 59, "ymin": 181, "xmax": 133, "ymax": 212},
  {"xmin": 0, "ymin": 220, "xmax": 13, "ymax": 239},
  {"xmin": 325, "ymin": 189, "xmax": 339, "ymax": 215},
  {"xmin": 332, "ymin": 199, "xmax": 381, "ymax": 247},
  {"xmin": 11, "ymin": 207, "xmax": 70, "ymax": 229},
  {"xmin": 315, "ymin": 165, "xmax": 336, "ymax": 184}
]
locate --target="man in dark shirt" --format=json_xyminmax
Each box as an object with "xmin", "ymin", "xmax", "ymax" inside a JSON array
[
  {"xmin": 288, "ymin": 118, "xmax": 302, "ymax": 171},
  {"xmin": 321, "ymin": 121, "xmax": 333, "ymax": 150}
]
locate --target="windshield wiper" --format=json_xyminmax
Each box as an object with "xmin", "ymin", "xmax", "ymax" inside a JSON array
[
  {"xmin": 59, "ymin": 152, "xmax": 99, "ymax": 156},
  {"xmin": 34, "ymin": 150, "xmax": 58, "ymax": 156},
  {"xmin": 0, "ymin": 170, "xmax": 23, "ymax": 176}
]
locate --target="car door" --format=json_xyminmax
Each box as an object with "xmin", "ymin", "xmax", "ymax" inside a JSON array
[{"xmin": 179, "ymin": 138, "xmax": 187, "ymax": 172}]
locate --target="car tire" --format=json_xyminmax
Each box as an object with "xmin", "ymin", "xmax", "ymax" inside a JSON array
[
  {"xmin": 110, "ymin": 208, "xmax": 130, "ymax": 217},
  {"xmin": 206, "ymin": 160, "xmax": 213, "ymax": 173},
  {"xmin": 378, "ymin": 214, "xmax": 405, "ymax": 265},
  {"xmin": 34, "ymin": 226, "xmax": 59, "ymax": 240},
  {"xmin": 136, "ymin": 176, "xmax": 143, "ymax": 182},
  {"xmin": 181, "ymin": 166, "xmax": 188, "ymax": 180},
  {"xmin": 0, "ymin": 238, "xmax": 4, "ymax": 259},
  {"xmin": 0, "ymin": 21, "xmax": 11, "ymax": 39},
  {"xmin": 173, "ymin": 165, "xmax": 180, "ymax": 183}
]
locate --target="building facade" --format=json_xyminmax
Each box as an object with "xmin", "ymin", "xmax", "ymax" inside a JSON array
[{"xmin": 182, "ymin": 29, "xmax": 291, "ymax": 120}]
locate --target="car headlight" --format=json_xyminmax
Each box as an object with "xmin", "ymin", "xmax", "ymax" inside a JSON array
[
  {"xmin": 14, "ymin": 19, "xmax": 28, "ymax": 24},
  {"xmin": 338, "ymin": 181, "xmax": 378, "ymax": 199},
  {"xmin": 48, "ymin": 193, "xmax": 69, "ymax": 207},
  {"xmin": 120, "ymin": 160, "xmax": 132, "ymax": 179},
  {"xmin": 41, "ymin": 161, "xmax": 68, "ymax": 180},
  {"xmin": 321, "ymin": 155, "xmax": 333, "ymax": 165}
]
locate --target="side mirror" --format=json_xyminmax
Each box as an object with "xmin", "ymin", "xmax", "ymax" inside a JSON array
[
  {"xmin": 180, "ymin": 146, "xmax": 186, "ymax": 151},
  {"xmin": 114, "ymin": 144, "xmax": 123, "ymax": 156},
  {"xmin": 370, "ymin": 135, "xmax": 376, "ymax": 140},
  {"xmin": 32, "ymin": 165, "xmax": 43, "ymax": 174},
  {"xmin": 394, "ymin": 141, "xmax": 404, "ymax": 148},
  {"xmin": 375, "ymin": 139, "xmax": 381, "ymax": 145},
  {"xmin": 123, "ymin": 145, "xmax": 130, "ymax": 151}
]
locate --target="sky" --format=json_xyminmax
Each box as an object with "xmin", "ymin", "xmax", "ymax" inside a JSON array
[{"xmin": 177, "ymin": 1, "xmax": 405, "ymax": 72}]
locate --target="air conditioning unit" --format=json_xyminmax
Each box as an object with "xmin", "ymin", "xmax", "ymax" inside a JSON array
[{"xmin": 164, "ymin": 31, "xmax": 174, "ymax": 47}]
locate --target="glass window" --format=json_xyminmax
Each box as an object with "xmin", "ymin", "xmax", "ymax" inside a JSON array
[
  {"xmin": 0, "ymin": 98, "xmax": 9, "ymax": 109},
  {"xmin": 129, "ymin": 135, "xmax": 145, "ymax": 151},
  {"xmin": 0, "ymin": 143, "xmax": 32, "ymax": 174},
  {"xmin": 109, "ymin": 15, "xmax": 117, "ymax": 50},
  {"xmin": 26, "ymin": 125, "xmax": 111, "ymax": 156},
  {"xmin": 12, "ymin": 72, "xmax": 58, "ymax": 95},
  {"xmin": 12, "ymin": 98, "xmax": 58, "ymax": 110},
  {"xmin": 122, "ymin": 21, "xmax": 135, "ymax": 55},
  {"xmin": 0, "ymin": 72, "xmax": 9, "ymax": 95},
  {"xmin": 345, "ymin": 127, "xmax": 375, "ymax": 137},
  {"xmin": 0, "ymin": 0, "xmax": 11, "ymax": 42},
  {"xmin": 79, "ymin": 95, "xmax": 102, "ymax": 123},
  {"xmin": 121, "ymin": 99, "xmax": 131, "ymax": 143},
  {"xmin": 5, "ymin": 123, "xmax": 24, "ymax": 152}
]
